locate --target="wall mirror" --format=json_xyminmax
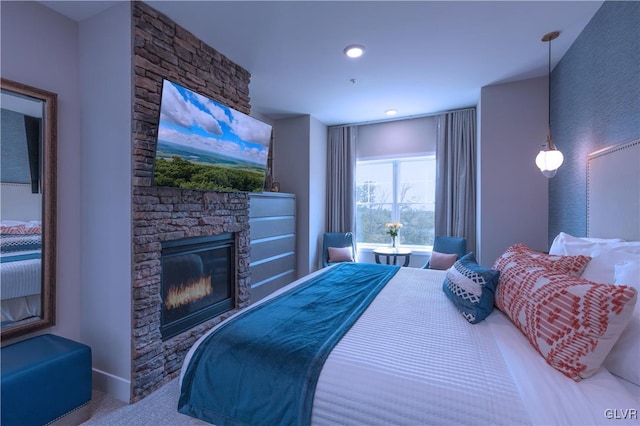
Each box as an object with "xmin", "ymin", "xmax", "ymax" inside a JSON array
[{"xmin": 1, "ymin": 78, "xmax": 57, "ymax": 341}]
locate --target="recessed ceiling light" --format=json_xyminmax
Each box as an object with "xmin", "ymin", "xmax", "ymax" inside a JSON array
[
  {"xmin": 344, "ymin": 45, "xmax": 365, "ymax": 58},
  {"xmin": 385, "ymin": 109, "xmax": 398, "ymax": 116}
]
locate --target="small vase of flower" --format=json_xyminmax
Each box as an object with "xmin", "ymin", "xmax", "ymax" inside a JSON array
[{"xmin": 384, "ymin": 222, "xmax": 403, "ymax": 248}]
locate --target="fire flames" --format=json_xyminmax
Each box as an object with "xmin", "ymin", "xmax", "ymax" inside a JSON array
[{"xmin": 165, "ymin": 275, "xmax": 212, "ymax": 310}]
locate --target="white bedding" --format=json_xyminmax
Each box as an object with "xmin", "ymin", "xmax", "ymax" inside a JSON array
[
  {"xmin": 488, "ymin": 309, "xmax": 640, "ymax": 425},
  {"xmin": 312, "ymin": 267, "xmax": 529, "ymax": 425},
  {"xmin": 182, "ymin": 266, "xmax": 640, "ymax": 426},
  {"xmin": 1, "ymin": 257, "xmax": 41, "ymax": 322},
  {"xmin": 1, "ymin": 294, "xmax": 40, "ymax": 322},
  {"xmin": 1, "ymin": 257, "xmax": 41, "ymax": 300}
]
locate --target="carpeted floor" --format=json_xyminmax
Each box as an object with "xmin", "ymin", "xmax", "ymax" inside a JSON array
[{"xmin": 81, "ymin": 378, "xmax": 208, "ymax": 425}]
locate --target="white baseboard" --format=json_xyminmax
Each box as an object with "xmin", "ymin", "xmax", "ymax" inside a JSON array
[{"xmin": 92, "ymin": 368, "xmax": 131, "ymax": 403}]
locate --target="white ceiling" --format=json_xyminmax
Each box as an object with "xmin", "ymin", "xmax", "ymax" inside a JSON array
[{"xmin": 41, "ymin": 1, "xmax": 603, "ymax": 126}]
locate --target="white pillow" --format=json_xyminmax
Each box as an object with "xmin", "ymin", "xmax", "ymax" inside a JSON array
[
  {"xmin": 578, "ymin": 244, "xmax": 640, "ymax": 283},
  {"xmin": 0, "ymin": 220, "xmax": 28, "ymax": 226},
  {"xmin": 549, "ymin": 232, "xmax": 625, "ymax": 256},
  {"xmin": 603, "ymin": 261, "xmax": 640, "ymax": 385},
  {"xmin": 614, "ymin": 260, "xmax": 640, "ymax": 286},
  {"xmin": 549, "ymin": 233, "xmax": 640, "ymax": 283}
]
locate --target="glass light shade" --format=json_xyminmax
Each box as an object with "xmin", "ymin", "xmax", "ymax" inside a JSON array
[
  {"xmin": 344, "ymin": 45, "xmax": 364, "ymax": 58},
  {"xmin": 535, "ymin": 149, "xmax": 564, "ymax": 178}
]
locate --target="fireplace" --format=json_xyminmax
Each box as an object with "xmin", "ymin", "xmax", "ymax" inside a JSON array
[{"xmin": 160, "ymin": 234, "xmax": 235, "ymax": 340}]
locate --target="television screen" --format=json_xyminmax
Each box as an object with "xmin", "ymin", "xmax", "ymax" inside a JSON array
[{"xmin": 153, "ymin": 79, "xmax": 272, "ymax": 192}]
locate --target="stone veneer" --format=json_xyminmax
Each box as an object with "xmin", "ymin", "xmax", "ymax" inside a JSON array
[{"xmin": 131, "ymin": 1, "xmax": 253, "ymax": 401}]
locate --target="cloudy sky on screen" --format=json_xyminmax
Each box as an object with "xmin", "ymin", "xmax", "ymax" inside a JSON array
[{"xmin": 158, "ymin": 80, "xmax": 271, "ymax": 165}]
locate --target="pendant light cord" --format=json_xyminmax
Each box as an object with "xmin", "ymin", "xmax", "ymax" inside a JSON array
[
  {"xmin": 542, "ymin": 31, "xmax": 560, "ymax": 150},
  {"xmin": 548, "ymin": 36, "xmax": 552, "ymax": 149}
]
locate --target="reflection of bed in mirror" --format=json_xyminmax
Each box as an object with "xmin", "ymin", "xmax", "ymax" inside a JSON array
[
  {"xmin": 1, "ymin": 78, "xmax": 56, "ymax": 340},
  {"xmin": 1, "ymin": 215, "xmax": 42, "ymax": 326},
  {"xmin": 1, "ymin": 80, "xmax": 44, "ymax": 328},
  {"xmin": 0, "ymin": 136, "xmax": 42, "ymax": 327}
]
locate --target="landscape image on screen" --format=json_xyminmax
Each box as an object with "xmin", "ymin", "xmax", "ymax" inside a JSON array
[{"xmin": 153, "ymin": 79, "xmax": 272, "ymax": 192}]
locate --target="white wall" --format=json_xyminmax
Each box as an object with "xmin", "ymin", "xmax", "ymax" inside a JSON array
[
  {"xmin": 273, "ymin": 115, "xmax": 328, "ymax": 276},
  {"xmin": 1, "ymin": 0, "xmax": 83, "ymax": 342},
  {"xmin": 477, "ymin": 77, "xmax": 549, "ymax": 266},
  {"xmin": 274, "ymin": 116, "xmax": 310, "ymax": 276},
  {"xmin": 309, "ymin": 116, "xmax": 328, "ymax": 270},
  {"xmin": 79, "ymin": 3, "xmax": 132, "ymax": 402}
]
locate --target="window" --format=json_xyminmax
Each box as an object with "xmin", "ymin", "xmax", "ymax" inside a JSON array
[{"xmin": 355, "ymin": 155, "xmax": 436, "ymax": 249}]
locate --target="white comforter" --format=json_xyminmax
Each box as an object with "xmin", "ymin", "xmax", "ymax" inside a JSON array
[
  {"xmin": 0, "ymin": 256, "xmax": 42, "ymax": 322},
  {"xmin": 1, "ymin": 256, "xmax": 41, "ymax": 300},
  {"xmin": 182, "ymin": 266, "xmax": 640, "ymax": 426}
]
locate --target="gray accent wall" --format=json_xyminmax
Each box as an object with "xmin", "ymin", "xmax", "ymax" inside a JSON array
[{"xmin": 549, "ymin": 1, "xmax": 640, "ymax": 243}]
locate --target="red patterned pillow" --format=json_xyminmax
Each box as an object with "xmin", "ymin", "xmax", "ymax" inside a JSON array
[
  {"xmin": 493, "ymin": 243, "xmax": 591, "ymax": 277},
  {"xmin": 494, "ymin": 247, "xmax": 637, "ymax": 380},
  {"xmin": 0, "ymin": 224, "xmax": 26, "ymax": 235},
  {"xmin": 25, "ymin": 221, "xmax": 42, "ymax": 234}
]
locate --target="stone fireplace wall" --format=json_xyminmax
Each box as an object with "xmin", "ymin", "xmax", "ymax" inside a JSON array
[{"xmin": 131, "ymin": 1, "xmax": 252, "ymax": 402}]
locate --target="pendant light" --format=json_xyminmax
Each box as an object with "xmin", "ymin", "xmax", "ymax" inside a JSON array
[{"xmin": 535, "ymin": 31, "xmax": 564, "ymax": 178}]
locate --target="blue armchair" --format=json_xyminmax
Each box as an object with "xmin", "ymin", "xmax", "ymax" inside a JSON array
[
  {"xmin": 422, "ymin": 236, "xmax": 467, "ymax": 269},
  {"xmin": 322, "ymin": 232, "xmax": 356, "ymax": 267}
]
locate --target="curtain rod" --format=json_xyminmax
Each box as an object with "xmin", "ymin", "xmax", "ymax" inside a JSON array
[{"xmin": 331, "ymin": 106, "xmax": 476, "ymax": 128}]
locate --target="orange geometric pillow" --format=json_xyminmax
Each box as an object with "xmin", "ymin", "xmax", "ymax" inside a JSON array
[{"xmin": 493, "ymin": 246, "xmax": 637, "ymax": 380}]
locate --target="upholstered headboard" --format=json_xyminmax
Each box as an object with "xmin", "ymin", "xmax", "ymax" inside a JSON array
[{"xmin": 587, "ymin": 138, "xmax": 640, "ymax": 240}]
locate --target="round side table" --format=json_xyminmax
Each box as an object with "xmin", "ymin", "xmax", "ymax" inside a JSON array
[{"xmin": 373, "ymin": 247, "xmax": 412, "ymax": 267}]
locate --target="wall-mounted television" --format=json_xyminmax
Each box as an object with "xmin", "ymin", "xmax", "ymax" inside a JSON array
[{"xmin": 153, "ymin": 79, "xmax": 272, "ymax": 192}]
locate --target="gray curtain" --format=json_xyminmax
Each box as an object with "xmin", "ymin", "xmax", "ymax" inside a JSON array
[
  {"xmin": 326, "ymin": 126, "xmax": 357, "ymax": 232},
  {"xmin": 434, "ymin": 108, "xmax": 477, "ymax": 253}
]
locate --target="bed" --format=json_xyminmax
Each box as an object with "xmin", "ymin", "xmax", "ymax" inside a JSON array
[
  {"xmin": 1, "ymin": 221, "xmax": 42, "ymax": 324},
  {"xmin": 179, "ymin": 253, "xmax": 639, "ymax": 425},
  {"xmin": 179, "ymin": 140, "xmax": 639, "ymax": 426}
]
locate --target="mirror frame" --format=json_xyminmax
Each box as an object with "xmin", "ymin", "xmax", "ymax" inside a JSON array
[{"xmin": 1, "ymin": 78, "xmax": 57, "ymax": 341}]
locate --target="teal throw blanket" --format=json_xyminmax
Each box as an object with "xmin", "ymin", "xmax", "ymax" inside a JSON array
[{"xmin": 179, "ymin": 262, "xmax": 400, "ymax": 426}]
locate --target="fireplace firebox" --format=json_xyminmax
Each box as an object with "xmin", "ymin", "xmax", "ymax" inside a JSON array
[{"xmin": 160, "ymin": 234, "xmax": 235, "ymax": 339}]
